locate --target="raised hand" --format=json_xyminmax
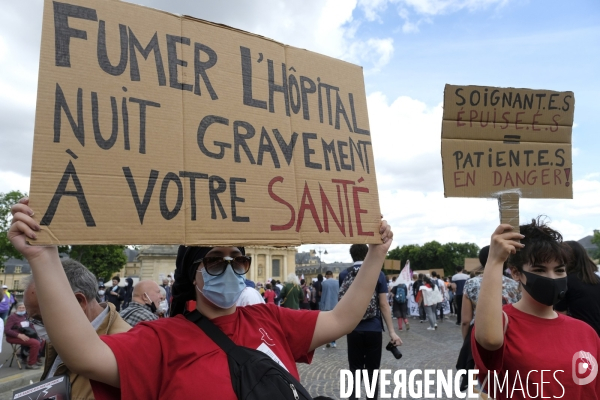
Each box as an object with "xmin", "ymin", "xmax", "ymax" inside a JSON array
[
  {"xmin": 8, "ymin": 198, "xmax": 58, "ymax": 262},
  {"xmin": 488, "ymin": 224, "xmax": 525, "ymax": 267}
]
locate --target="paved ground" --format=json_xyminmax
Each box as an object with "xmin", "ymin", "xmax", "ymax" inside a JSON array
[
  {"xmin": 0, "ymin": 315, "xmax": 466, "ymax": 399},
  {"xmin": 299, "ymin": 314, "xmax": 466, "ymax": 400}
]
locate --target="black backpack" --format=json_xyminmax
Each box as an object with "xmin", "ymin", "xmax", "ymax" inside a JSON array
[
  {"xmin": 338, "ymin": 266, "xmax": 379, "ymax": 320},
  {"xmin": 185, "ymin": 310, "xmax": 314, "ymax": 400}
]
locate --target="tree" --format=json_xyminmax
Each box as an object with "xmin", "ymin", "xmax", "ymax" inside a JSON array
[
  {"xmin": 0, "ymin": 190, "xmax": 27, "ymax": 268},
  {"xmin": 592, "ymin": 230, "xmax": 600, "ymax": 261},
  {"xmin": 387, "ymin": 240, "xmax": 480, "ymax": 277},
  {"xmin": 441, "ymin": 242, "xmax": 480, "ymax": 276},
  {"xmin": 69, "ymin": 245, "xmax": 128, "ymax": 282}
]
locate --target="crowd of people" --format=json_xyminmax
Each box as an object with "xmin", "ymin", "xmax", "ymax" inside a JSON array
[{"xmin": 3, "ymin": 197, "xmax": 600, "ymax": 399}]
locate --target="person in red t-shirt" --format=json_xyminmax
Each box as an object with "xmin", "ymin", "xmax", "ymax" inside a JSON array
[
  {"xmin": 8, "ymin": 198, "xmax": 400, "ymax": 400},
  {"xmin": 263, "ymin": 283, "xmax": 276, "ymax": 304},
  {"xmin": 473, "ymin": 218, "xmax": 600, "ymax": 400}
]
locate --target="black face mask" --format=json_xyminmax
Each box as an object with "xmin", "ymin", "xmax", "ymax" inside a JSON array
[
  {"xmin": 521, "ymin": 270, "xmax": 567, "ymax": 306},
  {"xmin": 144, "ymin": 293, "xmax": 157, "ymax": 313}
]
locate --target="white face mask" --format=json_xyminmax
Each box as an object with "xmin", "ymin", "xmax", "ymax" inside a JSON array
[
  {"xmin": 158, "ymin": 300, "xmax": 168, "ymax": 313},
  {"xmin": 98, "ymin": 290, "xmax": 105, "ymax": 295}
]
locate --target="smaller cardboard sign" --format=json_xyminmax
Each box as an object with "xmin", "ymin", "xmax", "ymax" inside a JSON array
[
  {"xmin": 442, "ymin": 84, "xmax": 575, "ymax": 199},
  {"xmin": 383, "ymin": 259, "xmax": 401, "ymax": 271}
]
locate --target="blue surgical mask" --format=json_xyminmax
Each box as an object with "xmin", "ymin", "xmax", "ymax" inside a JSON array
[
  {"xmin": 196, "ymin": 267, "xmax": 245, "ymax": 309},
  {"xmin": 16, "ymin": 311, "xmax": 26, "ymax": 316}
]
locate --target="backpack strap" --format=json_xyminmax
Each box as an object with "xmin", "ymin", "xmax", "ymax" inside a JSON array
[{"xmin": 186, "ymin": 310, "xmax": 251, "ymax": 365}]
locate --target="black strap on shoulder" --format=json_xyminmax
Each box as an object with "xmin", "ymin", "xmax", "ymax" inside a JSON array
[{"xmin": 185, "ymin": 310, "xmax": 251, "ymax": 365}]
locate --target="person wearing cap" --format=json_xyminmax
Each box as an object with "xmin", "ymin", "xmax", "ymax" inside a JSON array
[
  {"xmin": 8, "ymin": 198, "xmax": 398, "ymax": 399},
  {"xmin": 0, "ymin": 285, "xmax": 15, "ymax": 321}
]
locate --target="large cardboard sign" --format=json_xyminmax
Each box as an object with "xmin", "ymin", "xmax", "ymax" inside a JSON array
[
  {"xmin": 442, "ymin": 84, "xmax": 574, "ymax": 199},
  {"xmin": 29, "ymin": 0, "xmax": 380, "ymax": 245}
]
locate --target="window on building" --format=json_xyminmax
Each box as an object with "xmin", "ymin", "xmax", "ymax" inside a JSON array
[
  {"xmin": 15, "ymin": 266, "xmax": 22, "ymax": 274},
  {"xmin": 272, "ymin": 259, "xmax": 281, "ymax": 277},
  {"xmin": 14, "ymin": 280, "xmax": 20, "ymax": 290}
]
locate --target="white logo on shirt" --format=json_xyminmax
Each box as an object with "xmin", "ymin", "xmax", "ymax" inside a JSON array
[
  {"xmin": 259, "ymin": 327, "xmax": 275, "ymax": 347},
  {"xmin": 572, "ymin": 351, "xmax": 598, "ymax": 386}
]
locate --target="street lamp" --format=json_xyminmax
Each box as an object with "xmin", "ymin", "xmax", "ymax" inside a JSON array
[{"xmin": 318, "ymin": 248, "xmax": 328, "ymax": 275}]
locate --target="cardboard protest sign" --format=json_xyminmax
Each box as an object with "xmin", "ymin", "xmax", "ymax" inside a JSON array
[
  {"xmin": 442, "ymin": 84, "xmax": 574, "ymax": 199},
  {"xmin": 29, "ymin": 0, "xmax": 380, "ymax": 246}
]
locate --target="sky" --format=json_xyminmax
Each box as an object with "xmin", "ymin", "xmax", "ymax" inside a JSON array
[{"xmin": 1, "ymin": 0, "xmax": 599, "ymax": 263}]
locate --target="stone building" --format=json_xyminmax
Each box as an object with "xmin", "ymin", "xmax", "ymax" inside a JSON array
[
  {"xmin": 120, "ymin": 245, "xmax": 297, "ymax": 284},
  {"xmin": 0, "ymin": 257, "xmax": 32, "ymax": 292},
  {"xmin": 295, "ymin": 250, "xmax": 352, "ymax": 281}
]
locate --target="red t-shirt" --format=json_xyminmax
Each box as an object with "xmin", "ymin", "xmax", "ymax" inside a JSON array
[
  {"xmin": 264, "ymin": 289, "xmax": 276, "ymax": 304},
  {"xmin": 472, "ymin": 304, "xmax": 600, "ymax": 399},
  {"xmin": 91, "ymin": 304, "xmax": 319, "ymax": 399}
]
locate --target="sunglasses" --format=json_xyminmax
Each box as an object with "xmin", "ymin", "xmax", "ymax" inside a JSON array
[{"xmin": 194, "ymin": 255, "xmax": 252, "ymax": 277}]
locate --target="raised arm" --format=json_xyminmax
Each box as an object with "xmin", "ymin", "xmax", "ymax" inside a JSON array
[
  {"xmin": 9, "ymin": 199, "xmax": 120, "ymax": 387},
  {"xmin": 309, "ymin": 220, "xmax": 393, "ymax": 351},
  {"xmin": 474, "ymin": 224, "xmax": 523, "ymax": 351}
]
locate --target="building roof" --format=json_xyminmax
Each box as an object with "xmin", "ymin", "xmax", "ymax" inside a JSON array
[
  {"xmin": 2, "ymin": 257, "xmax": 31, "ymax": 274},
  {"xmin": 125, "ymin": 247, "xmax": 139, "ymax": 262}
]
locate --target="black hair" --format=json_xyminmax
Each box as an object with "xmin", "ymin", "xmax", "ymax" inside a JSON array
[
  {"xmin": 479, "ymin": 246, "xmax": 490, "ymax": 268},
  {"xmin": 112, "ymin": 276, "xmax": 120, "ymax": 283},
  {"xmin": 300, "ymin": 279, "xmax": 305, "ymax": 285},
  {"xmin": 325, "ymin": 271, "xmax": 333, "ymax": 276},
  {"xmin": 350, "ymin": 244, "xmax": 368, "ymax": 262},
  {"xmin": 317, "ymin": 274, "xmax": 323, "ymax": 282},
  {"xmin": 564, "ymin": 241, "xmax": 600, "ymax": 285},
  {"xmin": 423, "ymin": 276, "xmax": 434, "ymax": 288},
  {"xmin": 508, "ymin": 217, "xmax": 569, "ymax": 273},
  {"xmin": 266, "ymin": 283, "xmax": 272, "ymax": 290},
  {"xmin": 455, "ymin": 265, "xmax": 463, "ymax": 273}
]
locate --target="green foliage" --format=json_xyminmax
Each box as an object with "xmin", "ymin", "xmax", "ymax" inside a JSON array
[
  {"xmin": 0, "ymin": 190, "xmax": 27, "ymax": 267},
  {"xmin": 592, "ymin": 231, "xmax": 600, "ymax": 261},
  {"xmin": 387, "ymin": 240, "xmax": 480, "ymax": 277},
  {"xmin": 69, "ymin": 245, "xmax": 128, "ymax": 282}
]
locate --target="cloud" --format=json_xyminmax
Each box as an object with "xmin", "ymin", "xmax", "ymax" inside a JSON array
[
  {"xmin": 366, "ymin": 92, "xmax": 443, "ymax": 191},
  {"xmin": 359, "ymin": 0, "xmax": 511, "ymax": 34},
  {"xmin": 0, "ymin": 0, "xmax": 396, "ymax": 191},
  {"xmin": 358, "ymin": 0, "xmax": 390, "ymax": 22},
  {"xmin": 0, "ymin": 171, "xmax": 30, "ymax": 195},
  {"xmin": 396, "ymin": 0, "xmax": 510, "ymax": 16},
  {"xmin": 346, "ymin": 38, "xmax": 395, "ymax": 74}
]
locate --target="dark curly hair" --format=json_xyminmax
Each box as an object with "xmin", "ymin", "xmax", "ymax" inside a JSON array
[{"xmin": 507, "ymin": 217, "xmax": 569, "ymax": 272}]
